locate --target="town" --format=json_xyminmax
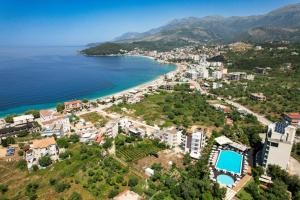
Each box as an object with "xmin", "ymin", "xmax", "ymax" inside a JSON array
[{"xmin": 0, "ymin": 41, "xmax": 300, "ymax": 200}]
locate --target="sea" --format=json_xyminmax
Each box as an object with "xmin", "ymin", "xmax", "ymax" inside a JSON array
[{"xmin": 0, "ymin": 46, "xmax": 175, "ymax": 117}]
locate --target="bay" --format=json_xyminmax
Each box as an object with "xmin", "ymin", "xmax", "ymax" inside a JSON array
[{"xmin": 0, "ymin": 46, "xmax": 175, "ymax": 117}]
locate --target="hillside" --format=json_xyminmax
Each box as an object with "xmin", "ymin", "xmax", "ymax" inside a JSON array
[
  {"xmin": 116, "ymin": 3, "xmax": 300, "ymax": 43},
  {"xmin": 84, "ymin": 3, "xmax": 300, "ymax": 55}
]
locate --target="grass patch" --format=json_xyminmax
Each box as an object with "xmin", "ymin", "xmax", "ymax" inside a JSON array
[{"xmin": 80, "ymin": 112, "xmax": 108, "ymax": 126}]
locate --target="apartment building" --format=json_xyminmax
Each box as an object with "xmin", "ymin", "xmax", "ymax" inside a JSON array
[
  {"xmin": 25, "ymin": 137, "xmax": 59, "ymax": 169},
  {"xmin": 161, "ymin": 127, "xmax": 182, "ymax": 147},
  {"xmin": 261, "ymin": 122, "xmax": 296, "ymax": 170},
  {"xmin": 181, "ymin": 128, "xmax": 207, "ymax": 159}
]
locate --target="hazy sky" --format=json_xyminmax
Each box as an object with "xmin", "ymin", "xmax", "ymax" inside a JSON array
[{"xmin": 0, "ymin": 0, "xmax": 299, "ymax": 46}]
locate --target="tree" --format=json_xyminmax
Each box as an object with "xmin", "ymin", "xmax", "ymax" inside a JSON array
[
  {"xmin": 25, "ymin": 110, "xmax": 40, "ymax": 118},
  {"xmin": 38, "ymin": 156, "xmax": 52, "ymax": 167},
  {"xmin": 108, "ymin": 189, "xmax": 119, "ymax": 198},
  {"xmin": 82, "ymin": 99, "xmax": 89, "ymax": 103},
  {"xmin": 55, "ymin": 182, "xmax": 70, "ymax": 193},
  {"xmin": 6, "ymin": 137, "xmax": 15, "ymax": 145},
  {"xmin": 102, "ymin": 138, "xmax": 113, "ymax": 149},
  {"xmin": 16, "ymin": 159, "xmax": 27, "ymax": 170},
  {"xmin": 26, "ymin": 182, "xmax": 39, "ymax": 200},
  {"xmin": 0, "ymin": 184, "xmax": 8, "ymax": 194},
  {"xmin": 56, "ymin": 103, "xmax": 65, "ymax": 112},
  {"xmin": 183, "ymin": 153, "xmax": 192, "ymax": 165},
  {"xmin": 4, "ymin": 115, "xmax": 16, "ymax": 123},
  {"xmin": 1, "ymin": 139, "xmax": 8, "ymax": 147},
  {"xmin": 128, "ymin": 176, "xmax": 138, "ymax": 187},
  {"xmin": 56, "ymin": 138, "xmax": 69, "ymax": 148},
  {"xmin": 18, "ymin": 150, "xmax": 24, "ymax": 156},
  {"xmin": 68, "ymin": 192, "xmax": 82, "ymax": 200},
  {"xmin": 32, "ymin": 165, "xmax": 39, "ymax": 171},
  {"xmin": 69, "ymin": 134, "xmax": 80, "ymax": 143}
]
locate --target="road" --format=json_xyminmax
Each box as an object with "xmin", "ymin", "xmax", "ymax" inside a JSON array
[
  {"xmin": 190, "ymin": 80, "xmax": 272, "ymax": 126},
  {"xmin": 223, "ymin": 99, "xmax": 272, "ymax": 126}
]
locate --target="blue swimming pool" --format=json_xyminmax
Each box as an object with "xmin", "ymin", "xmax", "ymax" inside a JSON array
[
  {"xmin": 216, "ymin": 150, "xmax": 243, "ymax": 174},
  {"xmin": 217, "ymin": 174, "xmax": 234, "ymax": 187}
]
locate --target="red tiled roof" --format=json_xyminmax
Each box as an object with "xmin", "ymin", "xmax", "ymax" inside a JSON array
[
  {"xmin": 285, "ymin": 112, "xmax": 300, "ymax": 119},
  {"xmin": 64, "ymin": 100, "xmax": 82, "ymax": 105}
]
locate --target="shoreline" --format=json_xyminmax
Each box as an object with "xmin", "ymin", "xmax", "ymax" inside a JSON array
[{"xmin": 0, "ymin": 55, "xmax": 179, "ymax": 119}]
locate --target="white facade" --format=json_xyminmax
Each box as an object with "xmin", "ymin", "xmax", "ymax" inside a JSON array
[
  {"xmin": 181, "ymin": 130, "xmax": 207, "ymax": 159},
  {"xmin": 25, "ymin": 137, "xmax": 59, "ymax": 169},
  {"xmin": 161, "ymin": 127, "xmax": 182, "ymax": 147},
  {"xmin": 212, "ymin": 71, "xmax": 223, "ymax": 80},
  {"xmin": 13, "ymin": 114, "xmax": 34, "ymax": 125},
  {"xmin": 262, "ymin": 122, "xmax": 296, "ymax": 170}
]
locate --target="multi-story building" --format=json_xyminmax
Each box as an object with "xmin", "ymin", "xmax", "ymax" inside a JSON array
[
  {"xmin": 64, "ymin": 100, "xmax": 82, "ymax": 111},
  {"xmin": 25, "ymin": 137, "xmax": 59, "ymax": 169},
  {"xmin": 181, "ymin": 128, "xmax": 207, "ymax": 159},
  {"xmin": 161, "ymin": 127, "xmax": 182, "ymax": 147},
  {"xmin": 261, "ymin": 122, "xmax": 296, "ymax": 170},
  {"xmin": 212, "ymin": 71, "xmax": 223, "ymax": 80},
  {"xmin": 41, "ymin": 116, "xmax": 70, "ymax": 137},
  {"xmin": 13, "ymin": 114, "xmax": 34, "ymax": 125}
]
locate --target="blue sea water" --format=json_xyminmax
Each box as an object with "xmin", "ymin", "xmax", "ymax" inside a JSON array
[
  {"xmin": 216, "ymin": 150, "xmax": 243, "ymax": 174},
  {"xmin": 0, "ymin": 46, "xmax": 175, "ymax": 117}
]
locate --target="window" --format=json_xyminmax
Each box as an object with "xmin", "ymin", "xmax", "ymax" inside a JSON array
[{"xmin": 271, "ymin": 142, "xmax": 278, "ymax": 147}]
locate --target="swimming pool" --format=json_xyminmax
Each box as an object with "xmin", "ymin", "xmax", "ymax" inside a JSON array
[
  {"xmin": 217, "ymin": 174, "xmax": 234, "ymax": 187},
  {"xmin": 216, "ymin": 150, "xmax": 243, "ymax": 175}
]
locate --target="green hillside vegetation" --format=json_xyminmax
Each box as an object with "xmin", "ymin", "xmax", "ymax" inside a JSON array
[
  {"xmin": 110, "ymin": 84, "xmax": 225, "ymax": 128},
  {"xmin": 81, "ymin": 40, "xmax": 192, "ymax": 55},
  {"xmin": 0, "ymin": 141, "xmax": 143, "ymax": 200},
  {"xmin": 212, "ymin": 43, "xmax": 300, "ymax": 121}
]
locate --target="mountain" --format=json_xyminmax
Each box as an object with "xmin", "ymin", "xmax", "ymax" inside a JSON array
[{"xmin": 114, "ymin": 3, "xmax": 300, "ymax": 43}]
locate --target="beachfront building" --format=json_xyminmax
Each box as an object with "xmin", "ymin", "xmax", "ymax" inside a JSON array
[
  {"xmin": 41, "ymin": 115, "xmax": 70, "ymax": 137},
  {"xmin": 261, "ymin": 122, "xmax": 296, "ymax": 170},
  {"xmin": 181, "ymin": 128, "xmax": 207, "ymax": 159},
  {"xmin": 40, "ymin": 109, "xmax": 55, "ymax": 121},
  {"xmin": 64, "ymin": 100, "xmax": 82, "ymax": 111},
  {"xmin": 283, "ymin": 112, "xmax": 300, "ymax": 128},
  {"xmin": 13, "ymin": 114, "xmax": 34, "ymax": 125},
  {"xmin": 25, "ymin": 137, "xmax": 59, "ymax": 169}
]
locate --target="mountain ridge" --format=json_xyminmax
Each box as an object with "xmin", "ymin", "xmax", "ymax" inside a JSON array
[{"xmin": 114, "ymin": 3, "xmax": 300, "ymax": 43}]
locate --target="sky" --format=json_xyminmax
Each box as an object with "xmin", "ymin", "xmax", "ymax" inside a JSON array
[{"xmin": 0, "ymin": 0, "xmax": 299, "ymax": 46}]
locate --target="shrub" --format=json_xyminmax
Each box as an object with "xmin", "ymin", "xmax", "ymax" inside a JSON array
[
  {"xmin": 38, "ymin": 156, "xmax": 52, "ymax": 167},
  {"xmin": 68, "ymin": 192, "xmax": 82, "ymax": 200},
  {"xmin": 0, "ymin": 184, "xmax": 8, "ymax": 194},
  {"xmin": 32, "ymin": 165, "xmax": 39, "ymax": 171},
  {"xmin": 128, "ymin": 176, "xmax": 138, "ymax": 187},
  {"xmin": 108, "ymin": 189, "xmax": 119, "ymax": 198},
  {"xmin": 55, "ymin": 182, "xmax": 70, "ymax": 193},
  {"xmin": 16, "ymin": 159, "xmax": 27, "ymax": 170},
  {"xmin": 49, "ymin": 178, "xmax": 57, "ymax": 186},
  {"xmin": 18, "ymin": 150, "xmax": 24, "ymax": 156}
]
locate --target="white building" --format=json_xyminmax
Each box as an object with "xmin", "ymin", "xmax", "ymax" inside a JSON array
[
  {"xmin": 161, "ymin": 127, "xmax": 182, "ymax": 147},
  {"xmin": 212, "ymin": 71, "xmax": 223, "ymax": 80},
  {"xmin": 41, "ymin": 116, "xmax": 70, "ymax": 137},
  {"xmin": 25, "ymin": 137, "xmax": 59, "ymax": 169},
  {"xmin": 40, "ymin": 109, "xmax": 55, "ymax": 121},
  {"xmin": 181, "ymin": 129, "xmax": 207, "ymax": 159},
  {"xmin": 261, "ymin": 122, "xmax": 296, "ymax": 170},
  {"xmin": 13, "ymin": 114, "xmax": 34, "ymax": 125}
]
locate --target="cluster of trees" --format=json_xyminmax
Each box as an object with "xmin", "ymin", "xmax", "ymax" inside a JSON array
[
  {"xmin": 144, "ymin": 139, "xmax": 226, "ymax": 200},
  {"xmin": 1, "ymin": 136, "xmax": 15, "ymax": 147},
  {"xmin": 212, "ymin": 43, "xmax": 300, "ymax": 121},
  {"xmin": 243, "ymin": 165, "xmax": 300, "ymax": 200},
  {"xmin": 292, "ymin": 142, "xmax": 300, "ymax": 161},
  {"xmin": 81, "ymin": 40, "xmax": 192, "ymax": 56}
]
